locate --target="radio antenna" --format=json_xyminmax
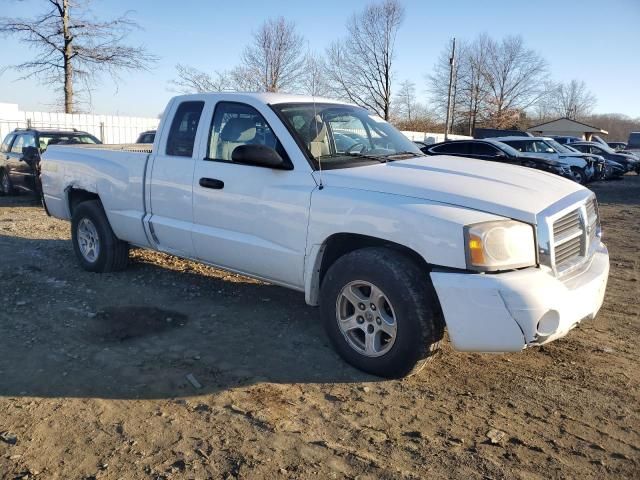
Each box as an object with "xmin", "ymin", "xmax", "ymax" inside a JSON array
[{"xmin": 313, "ymin": 91, "xmax": 324, "ymax": 190}]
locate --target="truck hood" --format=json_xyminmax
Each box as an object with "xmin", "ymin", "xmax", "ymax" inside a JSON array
[{"xmin": 315, "ymin": 155, "xmax": 583, "ymax": 224}]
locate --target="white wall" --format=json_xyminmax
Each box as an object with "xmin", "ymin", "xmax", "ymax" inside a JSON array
[
  {"xmin": 0, "ymin": 103, "xmax": 159, "ymax": 144},
  {"xmin": 402, "ymin": 131, "xmax": 472, "ymax": 144}
]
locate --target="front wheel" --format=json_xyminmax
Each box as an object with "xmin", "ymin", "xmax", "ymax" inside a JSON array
[
  {"xmin": 571, "ymin": 167, "xmax": 587, "ymax": 185},
  {"xmin": 320, "ymin": 247, "xmax": 444, "ymax": 378},
  {"xmin": 71, "ymin": 200, "xmax": 129, "ymax": 272}
]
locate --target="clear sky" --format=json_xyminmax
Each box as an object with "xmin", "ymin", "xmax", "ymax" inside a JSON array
[{"xmin": 1, "ymin": 0, "xmax": 639, "ymax": 118}]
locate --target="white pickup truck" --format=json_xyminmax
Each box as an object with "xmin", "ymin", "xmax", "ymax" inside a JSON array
[{"xmin": 41, "ymin": 93, "xmax": 610, "ymax": 378}]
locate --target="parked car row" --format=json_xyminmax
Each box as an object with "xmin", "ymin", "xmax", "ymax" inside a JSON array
[
  {"xmin": 419, "ymin": 139, "xmax": 574, "ymax": 180},
  {"xmin": 417, "ymin": 128, "xmax": 640, "ymax": 185}
]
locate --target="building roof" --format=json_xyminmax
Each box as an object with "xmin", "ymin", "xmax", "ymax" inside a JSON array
[{"xmin": 527, "ymin": 117, "xmax": 608, "ymax": 134}]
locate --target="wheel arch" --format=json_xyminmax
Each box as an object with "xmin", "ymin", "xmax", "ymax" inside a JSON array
[
  {"xmin": 66, "ymin": 187, "xmax": 100, "ymax": 217},
  {"xmin": 305, "ymin": 232, "xmax": 431, "ymax": 306}
]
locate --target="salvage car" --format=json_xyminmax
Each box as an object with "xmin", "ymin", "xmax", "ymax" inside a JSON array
[
  {"xmin": 421, "ymin": 139, "xmax": 573, "ymax": 179},
  {"xmin": 570, "ymin": 141, "xmax": 640, "ymax": 174},
  {"xmin": 40, "ymin": 93, "xmax": 610, "ymax": 378},
  {"xmin": 494, "ymin": 136, "xmax": 599, "ymax": 184},
  {"xmin": 563, "ymin": 144, "xmax": 624, "ymax": 179}
]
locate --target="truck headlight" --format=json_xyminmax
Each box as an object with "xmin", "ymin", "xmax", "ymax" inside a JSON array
[{"xmin": 464, "ymin": 220, "xmax": 536, "ymax": 271}]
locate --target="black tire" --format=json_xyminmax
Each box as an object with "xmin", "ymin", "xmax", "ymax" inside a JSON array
[
  {"xmin": 0, "ymin": 169, "xmax": 14, "ymax": 196},
  {"xmin": 71, "ymin": 200, "xmax": 129, "ymax": 272},
  {"xmin": 571, "ymin": 167, "xmax": 587, "ymax": 185},
  {"xmin": 320, "ymin": 247, "xmax": 444, "ymax": 378}
]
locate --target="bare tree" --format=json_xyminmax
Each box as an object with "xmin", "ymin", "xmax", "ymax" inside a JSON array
[
  {"xmin": 541, "ymin": 79, "xmax": 597, "ymax": 119},
  {"xmin": 427, "ymin": 42, "xmax": 468, "ymax": 131},
  {"xmin": 170, "ymin": 64, "xmax": 230, "ymax": 93},
  {"xmin": 237, "ymin": 17, "xmax": 305, "ymax": 92},
  {"xmin": 325, "ymin": 0, "xmax": 405, "ymax": 119},
  {"xmin": 394, "ymin": 80, "xmax": 417, "ymax": 122},
  {"xmin": 456, "ymin": 35, "xmax": 491, "ymax": 135},
  {"xmin": 427, "ymin": 48, "xmax": 456, "ymax": 122},
  {"xmin": 0, "ymin": 0, "xmax": 157, "ymax": 113},
  {"xmin": 481, "ymin": 35, "xmax": 548, "ymax": 127},
  {"xmin": 300, "ymin": 51, "xmax": 330, "ymax": 97}
]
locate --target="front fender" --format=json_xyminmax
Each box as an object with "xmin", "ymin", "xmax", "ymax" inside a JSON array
[{"xmin": 303, "ymin": 187, "xmax": 505, "ymax": 304}]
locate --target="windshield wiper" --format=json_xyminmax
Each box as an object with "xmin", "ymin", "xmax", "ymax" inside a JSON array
[
  {"xmin": 383, "ymin": 151, "xmax": 422, "ymax": 159},
  {"xmin": 317, "ymin": 152, "xmax": 387, "ymax": 163}
]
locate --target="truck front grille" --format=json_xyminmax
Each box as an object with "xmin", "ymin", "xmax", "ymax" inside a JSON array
[{"xmin": 550, "ymin": 197, "xmax": 600, "ymax": 274}]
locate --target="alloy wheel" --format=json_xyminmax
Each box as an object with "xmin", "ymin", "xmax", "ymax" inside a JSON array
[
  {"xmin": 77, "ymin": 217, "xmax": 100, "ymax": 263},
  {"xmin": 336, "ymin": 280, "xmax": 397, "ymax": 357}
]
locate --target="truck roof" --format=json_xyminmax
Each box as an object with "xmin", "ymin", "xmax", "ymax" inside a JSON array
[{"xmin": 171, "ymin": 91, "xmax": 353, "ymax": 106}]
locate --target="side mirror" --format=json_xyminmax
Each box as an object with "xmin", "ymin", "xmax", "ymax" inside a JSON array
[
  {"xmin": 22, "ymin": 146, "xmax": 39, "ymax": 161},
  {"xmin": 231, "ymin": 144, "xmax": 291, "ymax": 170}
]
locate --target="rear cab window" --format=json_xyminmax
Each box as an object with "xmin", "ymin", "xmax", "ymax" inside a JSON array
[{"xmin": 166, "ymin": 101, "xmax": 205, "ymax": 157}]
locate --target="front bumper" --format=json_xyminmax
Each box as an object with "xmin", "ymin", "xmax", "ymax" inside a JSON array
[{"xmin": 430, "ymin": 243, "xmax": 609, "ymax": 352}]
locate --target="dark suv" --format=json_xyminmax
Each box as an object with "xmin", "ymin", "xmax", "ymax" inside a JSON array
[{"xmin": 0, "ymin": 128, "xmax": 101, "ymax": 196}]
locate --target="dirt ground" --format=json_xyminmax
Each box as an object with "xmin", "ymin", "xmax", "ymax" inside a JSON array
[{"xmin": 0, "ymin": 177, "xmax": 638, "ymax": 480}]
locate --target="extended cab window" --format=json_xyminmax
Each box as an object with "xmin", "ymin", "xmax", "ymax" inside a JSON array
[
  {"xmin": 1, "ymin": 134, "xmax": 15, "ymax": 153},
  {"xmin": 166, "ymin": 101, "xmax": 204, "ymax": 157},
  {"xmin": 208, "ymin": 102, "xmax": 282, "ymax": 162}
]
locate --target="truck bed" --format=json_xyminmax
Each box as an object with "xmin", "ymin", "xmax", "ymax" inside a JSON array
[{"xmin": 41, "ymin": 144, "xmax": 153, "ymax": 248}]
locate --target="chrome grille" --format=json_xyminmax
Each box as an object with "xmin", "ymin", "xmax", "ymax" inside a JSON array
[
  {"xmin": 552, "ymin": 210, "xmax": 584, "ymax": 269},
  {"xmin": 547, "ymin": 197, "xmax": 600, "ymax": 275},
  {"xmin": 586, "ymin": 198, "xmax": 598, "ymax": 245}
]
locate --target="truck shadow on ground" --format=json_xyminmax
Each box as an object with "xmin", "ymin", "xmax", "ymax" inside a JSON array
[{"xmin": 0, "ymin": 232, "xmax": 376, "ymax": 400}]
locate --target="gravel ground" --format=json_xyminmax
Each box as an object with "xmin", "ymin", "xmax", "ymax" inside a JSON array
[{"xmin": 0, "ymin": 177, "xmax": 638, "ymax": 479}]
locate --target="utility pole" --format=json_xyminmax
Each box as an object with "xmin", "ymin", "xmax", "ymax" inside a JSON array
[{"xmin": 444, "ymin": 37, "xmax": 456, "ymax": 141}]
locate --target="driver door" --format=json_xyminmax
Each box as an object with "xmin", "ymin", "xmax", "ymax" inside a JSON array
[{"xmin": 192, "ymin": 101, "xmax": 315, "ymax": 289}]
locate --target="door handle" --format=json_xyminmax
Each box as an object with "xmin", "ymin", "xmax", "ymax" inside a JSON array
[{"xmin": 199, "ymin": 177, "xmax": 224, "ymax": 189}]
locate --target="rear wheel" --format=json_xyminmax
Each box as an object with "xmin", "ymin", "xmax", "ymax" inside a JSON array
[
  {"xmin": 71, "ymin": 200, "xmax": 129, "ymax": 272},
  {"xmin": 320, "ymin": 247, "xmax": 444, "ymax": 378}
]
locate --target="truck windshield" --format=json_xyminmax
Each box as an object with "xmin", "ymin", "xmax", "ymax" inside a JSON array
[{"xmin": 272, "ymin": 103, "xmax": 423, "ymax": 169}]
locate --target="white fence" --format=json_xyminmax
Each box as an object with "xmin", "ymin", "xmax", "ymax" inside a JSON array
[
  {"xmin": 402, "ymin": 131, "xmax": 472, "ymax": 144},
  {"xmin": 0, "ymin": 102, "xmax": 470, "ymax": 147},
  {"xmin": 0, "ymin": 103, "xmax": 159, "ymax": 144}
]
